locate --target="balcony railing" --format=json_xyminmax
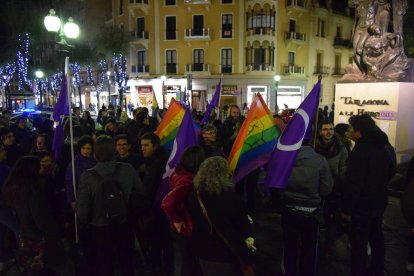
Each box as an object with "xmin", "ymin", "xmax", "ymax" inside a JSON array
[
  {"xmin": 286, "ymin": 0, "xmax": 308, "ymax": 9},
  {"xmin": 131, "ymin": 65, "xmax": 150, "ymax": 73},
  {"xmin": 247, "ymin": 27, "xmax": 275, "ymax": 36},
  {"xmin": 166, "ymin": 64, "xmax": 177, "ymax": 74},
  {"xmin": 184, "ymin": 0, "xmax": 211, "ymax": 5},
  {"xmin": 184, "ymin": 28, "xmax": 210, "ymax": 40},
  {"xmin": 314, "ymin": 66, "xmax": 331, "ymax": 75},
  {"xmin": 221, "ymin": 65, "xmax": 232, "ymax": 74},
  {"xmin": 186, "ymin": 63, "xmax": 210, "ymax": 73},
  {"xmin": 130, "ymin": 0, "xmax": 148, "ymax": 4},
  {"xmin": 285, "ymin": 31, "xmax": 307, "ymax": 42},
  {"xmin": 332, "ymin": 67, "xmax": 346, "ymax": 75},
  {"xmin": 283, "ymin": 65, "xmax": 305, "ymax": 75},
  {"xmin": 246, "ymin": 63, "xmax": 274, "ymax": 72},
  {"xmin": 333, "ymin": 37, "xmax": 353, "ymax": 48},
  {"xmin": 130, "ymin": 31, "xmax": 149, "ymax": 40}
]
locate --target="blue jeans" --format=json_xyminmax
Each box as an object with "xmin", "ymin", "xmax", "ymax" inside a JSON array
[{"xmin": 0, "ymin": 200, "xmax": 19, "ymax": 261}]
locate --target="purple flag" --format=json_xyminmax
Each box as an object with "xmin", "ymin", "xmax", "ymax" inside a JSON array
[
  {"xmin": 154, "ymin": 107, "xmax": 198, "ymax": 205},
  {"xmin": 52, "ymin": 76, "xmax": 70, "ymax": 160},
  {"xmin": 201, "ymin": 79, "xmax": 221, "ymax": 125},
  {"xmin": 265, "ymin": 80, "xmax": 321, "ymax": 189}
]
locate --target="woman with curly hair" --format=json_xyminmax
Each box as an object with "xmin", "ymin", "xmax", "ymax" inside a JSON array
[{"xmin": 188, "ymin": 156, "xmax": 256, "ymax": 276}]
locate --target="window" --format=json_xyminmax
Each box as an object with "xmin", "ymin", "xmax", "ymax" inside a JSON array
[
  {"xmin": 119, "ymin": 0, "xmax": 123, "ymax": 15},
  {"xmin": 334, "ymin": 54, "xmax": 342, "ymax": 74},
  {"xmin": 253, "ymin": 47, "xmax": 265, "ymax": 70},
  {"xmin": 193, "ymin": 49, "xmax": 204, "ymax": 71},
  {"xmin": 166, "ymin": 50, "xmax": 177, "ymax": 74},
  {"xmin": 119, "ymin": 23, "xmax": 124, "ymax": 33},
  {"xmin": 193, "ymin": 15, "xmax": 204, "ymax": 36},
  {"xmin": 166, "ymin": 16, "xmax": 176, "ymax": 40},
  {"xmin": 288, "ymin": 52, "xmax": 295, "ymax": 66},
  {"xmin": 247, "ymin": 13, "xmax": 275, "ymax": 30},
  {"xmin": 317, "ymin": 18, "xmax": 325, "ymax": 37},
  {"xmin": 135, "ymin": 17, "xmax": 145, "ymax": 38},
  {"xmin": 336, "ymin": 26, "xmax": 342, "ymax": 38},
  {"xmin": 222, "ymin": 14, "xmax": 233, "ymax": 38},
  {"xmin": 165, "ymin": 0, "xmax": 175, "ymax": 5},
  {"xmin": 316, "ymin": 52, "xmax": 322, "ymax": 68},
  {"xmin": 222, "ymin": 0, "xmax": 232, "ymax": 3},
  {"xmin": 137, "ymin": 50, "xmax": 146, "ymax": 72},
  {"xmin": 289, "ymin": 19, "xmax": 296, "ymax": 33},
  {"xmin": 221, "ymin": 49, "xmax": 232, "ymax": 73}
]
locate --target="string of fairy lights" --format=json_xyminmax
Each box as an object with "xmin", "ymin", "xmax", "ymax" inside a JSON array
[{"xmin": 1, "ymin": 34, "xmax": 129, "ymax": 108}]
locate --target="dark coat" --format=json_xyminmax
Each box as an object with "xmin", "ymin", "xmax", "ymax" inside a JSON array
[
  {"xmin": 341, "ymin": 131, "xmax": 396, "ymax": 216},
  {"xmin": 188, "ymin": 189, "xmax": 253, "ymax": 264}
]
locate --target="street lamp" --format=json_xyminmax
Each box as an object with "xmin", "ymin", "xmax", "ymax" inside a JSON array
[
  {"xmin": 107, "ymin": 71, "xmax": 111, "ymax": 106},
  {"xmin": 44, "ymin": 9, "xmax": 79, "ymax": 48},
  {"xmin": 35, "ymin": 70, "xmax": 44, "ymax": 108},
  {"xmin": 161, "ymin": 75, "xmax": 167, "ymax": 109},
  {"xmin": 274, "ymin": 75, "xmax": 281, "ymax": 114}
]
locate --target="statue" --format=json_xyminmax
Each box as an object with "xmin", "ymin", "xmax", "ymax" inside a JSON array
[{"xmin": 342, "ymin": 0, "xmax": 412, "ymax": 82}]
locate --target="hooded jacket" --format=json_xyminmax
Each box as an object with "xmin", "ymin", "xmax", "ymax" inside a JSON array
[{"xmin": 282, "ymin": 146, "xmax": 333, "ymax": 208}]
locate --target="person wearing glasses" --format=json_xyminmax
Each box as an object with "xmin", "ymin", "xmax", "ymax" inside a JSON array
[{"xmin": 115, "ymin": 134, "xmax": 142, "ymax": 170}]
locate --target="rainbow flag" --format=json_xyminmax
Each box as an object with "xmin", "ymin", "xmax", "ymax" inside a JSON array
[
  {"xmin": 228, "ymin": 93, "xmax": 281, "ymax": 183},
  {"xmin": 155, "ymin": 98, "xmax": 185, "ymax": 150}
]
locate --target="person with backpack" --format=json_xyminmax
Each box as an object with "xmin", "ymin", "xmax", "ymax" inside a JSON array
[{"xmin": 77, "ymin": 135, "xmax": 147, "ymax": 276}]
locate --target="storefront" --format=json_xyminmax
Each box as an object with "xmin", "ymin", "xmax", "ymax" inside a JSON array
[
  {"xmin": 220, "ymin": 85, "xmax": 240, "ymax": 108},
  {"xmin": 137, "ymin": 86, "xmax": 154, "ymax": 109}
]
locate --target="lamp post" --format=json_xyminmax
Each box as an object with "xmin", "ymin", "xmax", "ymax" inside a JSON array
[
  {"xmin": 44, "ymin": 9, "xmax": 79, "ymax": 48},
  {"xmin": 35, "ymin": 70, "xmax": 44, "ymax": 108},
  {"xmin": 161, "ymin": 75, "xmax": 167, "ymax": 109},
  {"xmin": 274, "ymin": 75, "xmax": 281, "ymax": 114},
  {"xmin": 107, "ymin": 71, "xmax": 111, "ymax": 106}
]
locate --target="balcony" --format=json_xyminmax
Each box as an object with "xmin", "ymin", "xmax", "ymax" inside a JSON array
[
  {"xmin": 313, "ymin": 66, "xmax": 330, "ymax": 76},
  {"xmin": 333, "ymin": 37, "xmax": 353, "ymax": 49},
  {"xmin": 184, "ymin": 0, "xmax": 210, "ymax": 5},
  {"xmin": 184, "ymin": 28, "xmax": 210, "ymax": 41},
  {"xmin": 131, "ymin": 65, "xmax": 150, "ymax": 75},
  {"xmin": 185, "ymin": 63, "xmax": 210, "ymax": 75},
  {"xmin": 128, "ymin": 0, "xmax": 149, "ymax": 15},
  {"xmin": 246, "ymin": 63, "xmax": 274, "ymax": 74},
  {"xmin": 130, "ymin": 31, "xmax": 149, "ymax": 48},
  {"xmin": 247, "ymin": 28, "xmax": 275, "ymax": 43},
  {"xmin": 284, "ymin": 31, "xmax": 307, "ymax": 45},
  {"xmin": 286, "ymin": 0, "xmax": 308, "ymax": 14},
  {"xmin": 283, "ymin": 65, "xmax": 305, "ymax": 76},
  {"xmin": 221, "ymin": 65, "xmax": 232, "ymax": 74},
  {"xmin": 332, "ymin": 67, "xmax": 346, "ymax": 76},
  {"xmin": 165, "ymin": 64, "xmax": 177, "ymax": 74}
]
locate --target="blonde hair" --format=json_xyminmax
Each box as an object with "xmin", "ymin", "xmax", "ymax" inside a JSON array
[{"xmin": 194, "ymin": 156, "xmax": 233, "ymax": 195}]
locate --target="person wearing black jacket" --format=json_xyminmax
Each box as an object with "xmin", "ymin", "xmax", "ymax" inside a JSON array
[
  {"xmin": 341, "ymin": 114, "xmax": 396, "ymax": 276},
  {"xmin": 137, "ymin": 132, "xmax": 172, "ymax": 274}
]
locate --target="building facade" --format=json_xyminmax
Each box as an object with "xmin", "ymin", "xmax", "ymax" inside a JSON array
[{"xmin": 103, "ymin": 0, "xmax": 354, "ymax": 113}]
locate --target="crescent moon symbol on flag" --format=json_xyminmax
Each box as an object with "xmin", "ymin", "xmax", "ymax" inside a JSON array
[{"xmin": 276, "ymin": 108, "xmax": 309, "ymax": 151}]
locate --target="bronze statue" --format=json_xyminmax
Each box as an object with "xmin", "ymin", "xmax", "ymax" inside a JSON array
[{"xmin": 342, "ymin": 0, "xmax": 412, "ymax": 82}]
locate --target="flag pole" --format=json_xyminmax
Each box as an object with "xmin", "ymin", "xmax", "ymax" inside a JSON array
[
  {"xmin": 66, "ymin": 57, "xmax": 78, "ymax": 244},
  {"xmin": 312, "ymin": 75, "xmax": 322, "ymax": 149}
]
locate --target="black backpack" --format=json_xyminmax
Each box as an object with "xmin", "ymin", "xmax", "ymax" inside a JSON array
[{"xmin": 90, "ymin": 164, "xmax": 127, "ymax": 225}]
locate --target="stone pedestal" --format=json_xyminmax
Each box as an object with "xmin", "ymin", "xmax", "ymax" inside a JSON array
[{"xmin": 335, "ymin": 82, "xmax": 414, "ymax": 163}]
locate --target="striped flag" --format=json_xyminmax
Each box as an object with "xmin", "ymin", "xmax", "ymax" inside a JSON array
[
  {"xmin": 228, "ymin": 93, "xmax": 281, "ymax": 183},
  {"xmin": 155, "ymin": 98, "xmax": 186, "ymax": 150}
]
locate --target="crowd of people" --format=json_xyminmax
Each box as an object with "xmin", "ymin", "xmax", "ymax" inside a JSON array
[{"xmin": 0, "ymin": 102, "xmax": 411, "ymax": 276}]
